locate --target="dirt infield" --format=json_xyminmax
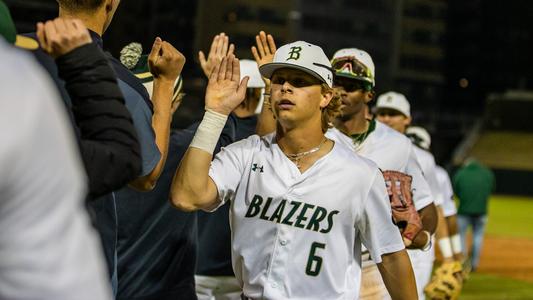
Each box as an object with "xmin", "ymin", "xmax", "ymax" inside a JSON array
[{"xmin": 477, "ymin": 235, "xmax": 533, "ymax": 283}]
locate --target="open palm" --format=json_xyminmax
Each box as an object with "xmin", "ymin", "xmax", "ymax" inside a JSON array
[
  {"xmin": 205, "ymin": 54, "xmax": 249, "ymax": 115},
  {"xmin": 199, "ymin": 33, "xmax": 235, "ymax": 78}
]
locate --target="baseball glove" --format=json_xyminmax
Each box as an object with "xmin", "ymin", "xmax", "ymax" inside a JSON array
[
  {"xmin": 381, "ymin": 170, "xmax": 422, "ymax": 246},
  {"xmin": 424, "ymin": 261, "xmax": 463, "ymax": 300}
]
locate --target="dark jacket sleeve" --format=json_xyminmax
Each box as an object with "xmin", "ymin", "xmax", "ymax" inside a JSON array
[{"xmin": 55, "ymin": 43, "xmax": 142, "ymax": 199}]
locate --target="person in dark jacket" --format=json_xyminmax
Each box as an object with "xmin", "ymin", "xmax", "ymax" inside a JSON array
[
  {"xmin": 36, "ymin": 17, "xmax": 142, "ymax": 199},
  {"xmin": 27, "ymin": 1, "xmax": 186, "ymax": 296}
]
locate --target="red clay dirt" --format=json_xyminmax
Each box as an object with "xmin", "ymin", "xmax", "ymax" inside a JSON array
[{"xmin": 476, "ymin": 235, "xmax": 533, "ymax": 283}]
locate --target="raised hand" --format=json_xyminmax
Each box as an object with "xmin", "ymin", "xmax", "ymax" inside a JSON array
[
  {"xmin": 148, "ymin": 37, "xmax": 186, "ymax": 82},
  {"xmin": 198, "ymin": 33, "xmax": 235, "ymax": 78},
  {"xmin": 36, "ymin": 18, "xmax": 92, "ymax": 58},
  {"xmin": 251, "ymin": 31, "xmax": 277, "ymax": 68},
  {"xmin": 251, "ymin": 31, "xmax": 276, "ymax": 88},
  {"xmin": 205, "ymin": 54, "xmax": 249, "ymax": 116}
]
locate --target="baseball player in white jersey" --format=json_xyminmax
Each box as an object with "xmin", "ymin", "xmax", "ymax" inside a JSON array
[
  {"xmin": 170, "ymin": 41, "xmax": 418, "ymax": 299},
  {"xmin": 376, "ymin": 98, "xmax": 462, "ymax": 299},
  {"xmin": 434, "ymin": 165, "xmax": 463, "ymax": 260},
  {"xmin": 324, "ymin": 49, "xmax": 438, "ymax": 299},
  {"xmin": 407, "ymin": 128, "xmax": 465, "ymax": 299}
]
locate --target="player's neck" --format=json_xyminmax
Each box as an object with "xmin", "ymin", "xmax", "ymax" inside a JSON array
[
  {"xmin": 276, "ymin": 125, "xmax": 333, "ymax": 173},
  {"xmin": 336, "ymin": 110, "xmax": 369, "ymax": 136},
  {"xmin": 276, "ymin": 123, "xmax": 325, "ymax": 155},
  {"xmin": 58, "ymin": 9, "xmax": 105, "ymax": 36}
]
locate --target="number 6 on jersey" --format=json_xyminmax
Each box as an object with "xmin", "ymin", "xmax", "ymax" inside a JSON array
[{"xmin": 306, "ymin": 242, "xmax": 325, "ymax": 276}]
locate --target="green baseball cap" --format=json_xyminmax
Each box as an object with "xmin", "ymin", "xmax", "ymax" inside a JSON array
[{"xmin": 0, "ymin": 0, "xmax": 39, "ymax": 49}]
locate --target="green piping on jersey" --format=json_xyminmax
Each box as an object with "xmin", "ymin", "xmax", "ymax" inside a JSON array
[{"xmin": 351, "ymin": 118, "xmax": 376, "ymax": 146}]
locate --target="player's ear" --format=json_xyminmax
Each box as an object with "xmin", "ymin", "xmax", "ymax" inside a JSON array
[
  {"xmin": 364, "ymin": 90, "xmax": 375, "ymax": 104},
  {"xmin": 404, "ymin": 116, "xmax": 412, "ymax": 127},
  {"xmin": 319, "ymin": 84, "xmax": 333, "ymax": 109}
]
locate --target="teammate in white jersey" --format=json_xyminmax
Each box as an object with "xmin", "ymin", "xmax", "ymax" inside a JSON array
[
  {"xmin": 409, "ymin": 126, "xmax": 462, "ymax": 258},
  {"xmin": 406, "ymin": 126, "xmax": 464, "ymax": 299},
  {"xmin": 324, "ymin": 49, "xmax": 438, "ymax": 299},
  {"xmin": 435, "ymin": 165, "xmax": 464, "ymax": 261},
  {"xmin": 376, "ymin": 98, "xmax": 462, "ymax": 299},
  {"xmin": 170, "ymin": 41, "xmax": 417, "ymax": 299}
]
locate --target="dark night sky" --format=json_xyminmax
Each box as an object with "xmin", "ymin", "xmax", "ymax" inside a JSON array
[{"xmin": 5, "ymin": 0, "xmax": 533, "ymax": 164}]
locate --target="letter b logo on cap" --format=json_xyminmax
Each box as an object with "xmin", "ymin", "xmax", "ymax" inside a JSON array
[{"xmin": 286, "ymin": 46, "xmax": 302, "ymax": 61}]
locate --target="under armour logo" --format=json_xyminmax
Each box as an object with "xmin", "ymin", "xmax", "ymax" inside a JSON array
[
  {"xmin": 286, "ymin": 46, "xmax": 302, "ymax": 61},
  {"xmin": 251, "ymin": 163, "xmax": 264, "ymax": 173}
]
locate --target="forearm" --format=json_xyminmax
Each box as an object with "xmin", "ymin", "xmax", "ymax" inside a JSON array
[
  {"xmin": 419, "ymin": 202, "xmax": 438, "ymax": 234},
  {"xmin": 435, "ymin": 206, "xmax": 455, "ymax": 261},
  {"xmin": 256, "ymin": 93, "xmax": 276, "ymax": 136},
  {"xmin": 446, "ymin": 214, "xmax": 464, "ymax": 260},
  {"xmin": 170, "ymin": 110, "xmax": 227, "ymax": 211},
  {"xmin": 408, "ymin": 202, "xmax": 437, "ymax": 249},
  {"xmin": 170, "ymin": 147, "xmax": 215, "ymax": 211},
  {"xmin": 446, "ymin": 214, "xmax": 459, "ymax": 236},
  {"xmin": 130, "ymin": 78, "xmax": 174, "ymax": 191},
  {"xmin": 377, "ymin": 249, "xmax": 418, "ymax": 300}
]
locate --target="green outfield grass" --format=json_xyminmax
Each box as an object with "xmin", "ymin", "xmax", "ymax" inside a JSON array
[
  {"xmin": 458, "ymin": 194, "xmax": 533, "ymax": 299},
  {"xmin": 485, "ymin": 195, "xmax": 533, "ymax": 239},
  {"xmin": 460, "ymin": 273, "xmax": 533, "ymax": 300}
]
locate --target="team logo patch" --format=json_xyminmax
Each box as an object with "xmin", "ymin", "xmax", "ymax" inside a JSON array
[
  {"xmin": 251, "ymin": 163, "xmax": 264, "ymax": 173},
  {"xmin": 286, "ymin": 46, "xmax": 302, "ymax": 61}
]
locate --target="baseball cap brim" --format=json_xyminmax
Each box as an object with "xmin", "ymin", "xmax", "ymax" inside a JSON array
[
  {"xmin": 334, "ymin": 72, "xmax": 372, "ymax": 83},
  {"xmin": 373, "ymin": 105, "xmax": 408, "ymax": 117},
  {"xmin": 260, "ymin": 62, "xmax": 328, "ymax": 86}
]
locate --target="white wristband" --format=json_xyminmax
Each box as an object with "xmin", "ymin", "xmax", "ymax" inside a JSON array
[
  {"xmin": 421, "ymin": 230, "xmax": 432, "ymax": 252},
  {"xmin": 438, "ymin": 237, "xmax": 453, "ymax": 258},
  {"xmin": 189, "ymin": 109, "xmax": 228, "ymax": 154},
  {"xmin": 451, "ymin": 234, "xmax": 462, "ymax": 254}
]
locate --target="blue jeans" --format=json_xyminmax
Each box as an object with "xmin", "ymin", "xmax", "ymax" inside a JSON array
[{"xmin": 457, "ymin": 214, "xmax": 488, "ymax": 270}]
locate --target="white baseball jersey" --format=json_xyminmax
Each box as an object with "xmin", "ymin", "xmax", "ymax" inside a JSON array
[
  {"xmin": 411, "ymin": 146, "xmax": 444, "ymax": 206},
  {"xmin": 326, "ymin": 122, "xmax": 433, "ymax": 211},
  {"xmin": 407, "ymin": 146, "xmax": 443, "ymax": 296},
  {"xmin": 326, "ymin": 121, "xmax": 436, "ymax": 300},
  {"xmin": 208, "ymin": 133, "xmax": 404, "ymax": 300},
  {"xmin": 435, "ymin": 165, "xmax": 457, "ymax": 217},
  {"xmin": 0, "ymin": 41, "xmax": 112, "ymax": 300}
]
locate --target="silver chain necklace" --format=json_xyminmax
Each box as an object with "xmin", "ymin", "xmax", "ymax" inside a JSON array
[{"xmin": 282, "ymin": 137, "xmax": 327, "ymax": 168}]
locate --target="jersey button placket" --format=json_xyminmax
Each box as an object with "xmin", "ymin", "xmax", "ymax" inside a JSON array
[{"xmin": 268, "ymin": 226, "xmax": 291, "ymax": 295}]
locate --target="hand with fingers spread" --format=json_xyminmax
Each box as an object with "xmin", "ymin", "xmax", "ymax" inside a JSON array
[
  {"xmin": 148, "ymin": 37, "xmax": 186, "ymax": 83},
  {"xmin": 251, "ymin": 31, "xmax": 277, "ymax": 70},
  {"xmin": 198, "ymin": 33, "xmax": 235, "ymax": 78},
  {"xmin": 205, "ymin": 54, "xmax": 249, "ymax": 116},
  {"xmin": 251, "ymin": 31, "xmax": 277, "ymax": 90},
  {"xmin": 36, "ymin": 18, "xmax": 92, "ymax": 59}
]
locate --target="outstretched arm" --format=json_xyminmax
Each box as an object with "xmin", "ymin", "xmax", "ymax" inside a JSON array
[
  {"xmin": 129, "ymin": 37, "xmax": 186, "ymax": 191},
  {"xmin": 170, "ymin": 55, "xmax": 249, "ymax": 211}
]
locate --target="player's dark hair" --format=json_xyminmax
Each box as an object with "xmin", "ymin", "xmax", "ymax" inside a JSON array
[
  {"xmin": 321, "ymin": 84, "xmax": 342, "ymax": 133},
  {"xmin": 57, "ymin": 0, "xmax": 105, "ymax": 12}
]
